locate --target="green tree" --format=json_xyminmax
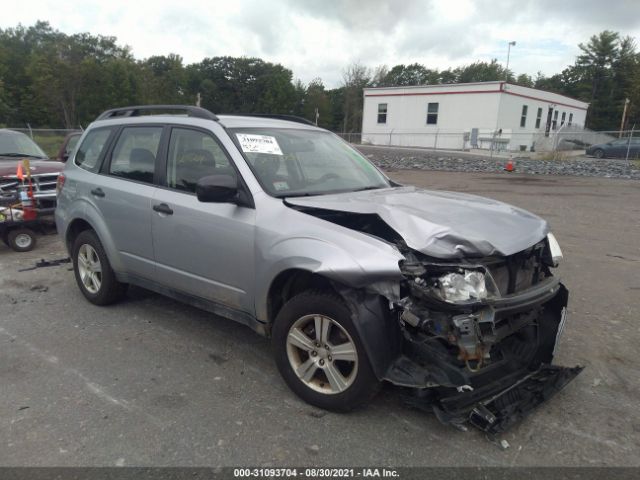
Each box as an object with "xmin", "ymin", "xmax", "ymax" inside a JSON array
[
  {"xmin": 341, "ymin": 62, "xmax": 371, "ymax": 132},
  {"xmin": 302, "ymin": 78, "xmax": 331, "ymax": 127}
]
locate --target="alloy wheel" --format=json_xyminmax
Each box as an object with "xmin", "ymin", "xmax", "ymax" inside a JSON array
[
  {"xmin": 77, "ymin": 243, "xmax": 102, "ymax": 294},
  {"xmin": 286, "ymin": 314, "xmax": 359, "ymax": 394}
]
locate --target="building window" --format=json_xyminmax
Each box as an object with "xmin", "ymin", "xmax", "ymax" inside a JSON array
[
  {"xmin": 535, "ymin": 108, "xmax": 543, "ymax": 129},
  {"xmin": 520, "ymin": 105, "xmax": 528, "ymax": 128},
  {"xmin": 426, "ymin": 102, "xmax": 439, "ymax": 125},
  {"xmin": 568, "ymin": 113, "xmax": 573, "ymax": 126},
  {"xmin": 561, "ymin": 112, "xmax": 566, "ymax": 126},
  {"xmin": 377, "ymin": 103, "xmax": 387, "ymax": 124},
  {"xmin": 552, "ymin": 110, "xmax": 559, "ymax": 130}
]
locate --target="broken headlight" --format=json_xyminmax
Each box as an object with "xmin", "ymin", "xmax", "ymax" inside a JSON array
[{"xmin": 437, "ymin": 270, "xmax": 488, "ymax": 302}]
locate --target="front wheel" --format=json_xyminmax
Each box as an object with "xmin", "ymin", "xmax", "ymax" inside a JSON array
[
  {"xmin": 72, "ymin": 230, "xmax": 127, "ymax": 305},
  {"xmin": 594, "ymin": 148, "xmax": 605, "ymax": 159},
  {"xmin": 272, "ymin": 291, "xmax": 380, "ymax": 412}
]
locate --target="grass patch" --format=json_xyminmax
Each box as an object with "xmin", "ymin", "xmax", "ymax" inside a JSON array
[{"xmin": 32, "ymin": 134, "xmax": 67, "ymax": 158}]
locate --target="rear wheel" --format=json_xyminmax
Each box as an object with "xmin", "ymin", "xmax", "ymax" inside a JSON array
[
  {"xmin": 7, "ymin": 228, "xmax": 36, "ymax": 252},
  {"xmin": 72, "ymin": 230, "xmax": 126, "ymax": 305},
  {"xmin": 272, "ymin": 291, "xmax": 380, "ymax": 412}
]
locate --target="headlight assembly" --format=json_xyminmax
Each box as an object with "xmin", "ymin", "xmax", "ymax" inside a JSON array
[{"xmin": 437, "ymin": 270, "xmax": 488, "ymax": 302}]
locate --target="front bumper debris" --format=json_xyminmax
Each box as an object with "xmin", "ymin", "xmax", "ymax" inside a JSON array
[
  {"xmin": 432, "ymin": 364, "xmax": 583, "ymax": 435},
  {"xmin": 387, "ymin": 276, "xmax": 583, "ymax": 434}
]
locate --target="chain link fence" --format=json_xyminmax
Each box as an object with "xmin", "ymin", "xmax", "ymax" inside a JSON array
[
  {"xmin": 5, "ymin": 125, "xmax": 639, "ymax": 162},
  {"xmin": 337, "ymin": 127, "xmax": 640, "ymax": 160}
]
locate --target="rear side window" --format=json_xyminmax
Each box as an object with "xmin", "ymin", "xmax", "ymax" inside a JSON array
[
  {"xmin": 75, "ymin": 128, "xmax": 112, "ymax": 171},
  {"xmin": 108, "ymin": 127, "xmax": 162, "ymax": 184}
]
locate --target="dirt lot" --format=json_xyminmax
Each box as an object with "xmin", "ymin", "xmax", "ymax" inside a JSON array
[{"xmin": 1, "ymin": 171, "xmax": 639, "ymax": 467}]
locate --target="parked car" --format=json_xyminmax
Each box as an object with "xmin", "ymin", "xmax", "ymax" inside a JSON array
[
  {"xmin": 55, "ymin": 132, "xmax": 82, "ymax": 162},
  {"xmin": 586, "ymin": 137, "xmax": 640, "ymax": 158},
  {"xmin": 55, "ymin": 105, "xmax": 581, "ymax": 434},
  {"xmin": 0, "ymin": 129, "xmax": 63, "ymax": 210}
]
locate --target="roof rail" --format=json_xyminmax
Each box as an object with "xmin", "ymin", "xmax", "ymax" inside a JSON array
[
  {"xmin": 223, "ymin": 113, "xmax": 316, "ymax": 126},
  {"xmin": 96, "ymin": 105, "xmax": 219, "ymax": 121}
]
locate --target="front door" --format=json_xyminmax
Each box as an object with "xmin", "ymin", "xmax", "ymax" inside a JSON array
[{"xmin": 151, "ymin": 126, "xmax": 256, "ymax": 314}]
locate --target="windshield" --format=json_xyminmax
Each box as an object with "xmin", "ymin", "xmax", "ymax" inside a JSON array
[
  {"xmin": 0, "ymin": 131, "xmax": 47, "ymax": 158},
  {"xmin": 231, "ymin": 128, "xmax": 390, "ymax": 197}
]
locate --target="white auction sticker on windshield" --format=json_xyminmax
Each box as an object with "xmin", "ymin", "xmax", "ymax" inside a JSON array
[{"xmin": 236, "ymin": 133, "xmax": 283, "ymax": 155}]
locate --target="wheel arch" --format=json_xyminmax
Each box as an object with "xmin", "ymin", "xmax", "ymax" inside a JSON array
[{"xmin": 266, "ymin": 268, "xmax": 402, "ymax": 381}]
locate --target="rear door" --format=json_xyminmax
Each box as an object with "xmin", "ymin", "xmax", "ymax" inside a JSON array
[
  {"xmin": 151, "ymin": 125, "xmax": 256, "ymax": 314},
  {"xmin": 90, "ymin": 125, "xmax": 165, "ymax": 279}
]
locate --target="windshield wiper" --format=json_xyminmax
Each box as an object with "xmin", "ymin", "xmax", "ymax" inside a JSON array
[
  {"xmin": 0, "ymin": 153, "xmax": 46, "ymax": 159},
  {"xmin": 351, "ymin": 185, "xmax": 387, "ymax": 192}
]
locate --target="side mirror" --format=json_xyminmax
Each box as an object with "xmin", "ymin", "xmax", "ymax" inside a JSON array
[{"xmin": 196, "ymin": 175, "xmax": 238, "ymax": 203}]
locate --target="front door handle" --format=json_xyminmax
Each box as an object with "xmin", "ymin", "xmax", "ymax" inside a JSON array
[
  {"xmin": 152, "ymin": 203, "xmax": 174, "ymax": 215},
  {"xmin": 90, "ymin": 188, "xmax": 105, "ymax": 198}
]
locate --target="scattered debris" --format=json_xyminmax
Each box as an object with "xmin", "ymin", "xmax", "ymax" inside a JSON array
[
  {"xmin": 306, "ymin": 444, "xmax": 320, "ymax": 454},
  {"xmin": 308, "ymin": 410, "xmax": 327, "ymax": 419},
  {"xmin": 18, "ymin": 257, "xmax": 71, "ymax": 272},
  {"xmin": 592, "ymin": 378, "xmax": 602, "ymax": 387},
  {"xmin": 29, "ymin": 284, "xmax": 48, "ymax": 292},
  {"xmin": 208, "ymin": 352, "xmax": 228, "ymax": 365},
  {"xmin": 17, "ymin": 406, "xmax": 29, "ymax": 411}
]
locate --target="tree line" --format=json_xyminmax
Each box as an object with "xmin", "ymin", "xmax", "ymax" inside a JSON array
[{"xmin": 0, "ymin": 22, "xmax": 638, "ymax": 132}]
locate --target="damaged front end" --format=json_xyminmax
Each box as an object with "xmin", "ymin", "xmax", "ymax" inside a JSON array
[{"xmin": 384, "ymin": 235, "xmax": 582, "ymax": 434}]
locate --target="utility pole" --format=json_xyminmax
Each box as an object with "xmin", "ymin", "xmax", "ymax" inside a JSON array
[
  {"xmin": 196, "ymin": 92, "xmax": 201, "ymax": 107},
  {"xmin": 314, "ymin": 107, "xmax": 319, "ymax": 126},
  {"xmin": 505, "ymin": 41, "xmax": 516, "ymax": 81},
  {"xmin": 619, "ymin": 98, "xmax": 630, "ymax": 138}
]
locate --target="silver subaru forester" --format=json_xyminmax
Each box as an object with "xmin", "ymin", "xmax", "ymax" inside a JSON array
[{"xmin": 55, "ymin": 105, "xmax": 581, "ymax": 434}]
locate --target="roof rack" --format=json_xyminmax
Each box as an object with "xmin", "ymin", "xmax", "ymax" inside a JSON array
[
  {"xmin": 96, "ymin": 105, "xmax": 219, "ymax": 121},
  {"xmin": 223, "ymin": 113, "xmax": 316, "ymax": 126}
]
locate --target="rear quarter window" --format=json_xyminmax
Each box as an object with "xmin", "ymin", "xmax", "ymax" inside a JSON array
[{"xmin": 75, "ymin": 128, "xmax": 114, "ymax": 172}]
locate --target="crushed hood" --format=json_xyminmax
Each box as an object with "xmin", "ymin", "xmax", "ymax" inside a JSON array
[{"xmin": 286, "ymin": 186, "xmax": 549, "ymax": 259}]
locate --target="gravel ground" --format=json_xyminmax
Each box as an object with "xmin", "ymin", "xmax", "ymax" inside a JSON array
[
  {"xmin": 1, "ymin": 171, "xmax": 639, "ymax": 467},
  {"xmin": 356, "ymin": 145, "xmax": 640, "ymax": 179}
]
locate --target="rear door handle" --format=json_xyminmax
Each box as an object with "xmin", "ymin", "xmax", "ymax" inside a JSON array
[
  {"xmin": 152, "ymin": 203, "xmax": 173, "ymax": 215},
  {"xmin": 90, "ymin": 188, "xmax": 105, "ymax": 198}
]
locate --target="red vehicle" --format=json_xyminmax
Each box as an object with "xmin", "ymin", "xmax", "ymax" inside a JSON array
[
  {"xmin": 55, "ymin": 131, "xmax": 82, "ymax": 162},
  {"xmin": 0, "ymin": 129, "xmax": 64, "ymax": 211}
]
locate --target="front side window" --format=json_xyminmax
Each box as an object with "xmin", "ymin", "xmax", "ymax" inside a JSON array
[
  {"xmin": 75, "ymin": 128, "xmax": 112, "ymax": 171},
  {"xmin": 232, "ymin": 129, "xmax": 390, "ymax": 197},
  {"xmin": 108, "ymin": 127, "xmax": 162, "ymax": 184},
  {"xmin": 377, "ymin": 103, "xmax": 387, "ymax": 124},
  {"xmin": 166, "ymin": 128, "xmax": 235, "ymax": 193},
  {"xmin": 520, "ymin": 105, "xmax": 528, "ymax": 128},
  {"xmin": 427, "ymin": 103, "xmax": 439, "ymax": 125}
]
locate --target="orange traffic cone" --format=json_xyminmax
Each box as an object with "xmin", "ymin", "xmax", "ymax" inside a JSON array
[{"xmin": 504, "ymin": 157, "xmax": 515, "ymax": 172}]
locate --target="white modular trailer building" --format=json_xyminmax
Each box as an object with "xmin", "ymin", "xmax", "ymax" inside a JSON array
[{"xmin": 361, "ymin": 82, "xmax": 589, "ymax": 151}]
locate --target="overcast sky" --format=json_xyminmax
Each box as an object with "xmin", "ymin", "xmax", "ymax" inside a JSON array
[{"xmin": 2, "ymin": 0, "xmax": 640, "ymax": 87}]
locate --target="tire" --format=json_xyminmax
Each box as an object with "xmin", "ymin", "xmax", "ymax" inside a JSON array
[
  {"xmin": 72, "ymin": 230, "xmax": 127, "ymax": 305},
  {"xmin": 272, "ymin": 290, "xmax": 380, "ymax": 412},
  {"xmin": 7, "ymin": 228, "xmax": 36, "ymax": 252},
  {"xmin": 594, "ymin": 148, "xmax": 605, "ymax": 159}
]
